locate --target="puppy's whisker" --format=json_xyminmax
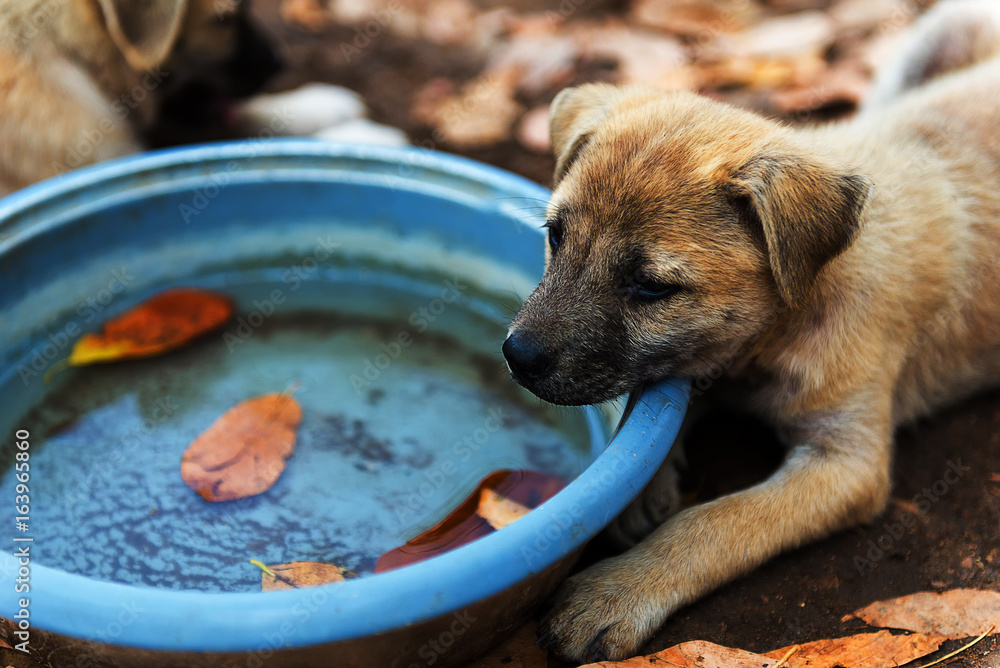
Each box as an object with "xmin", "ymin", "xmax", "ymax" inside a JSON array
[{"xmin": 494, "ymin": 196, "xmax": 552, "ymax": 206}]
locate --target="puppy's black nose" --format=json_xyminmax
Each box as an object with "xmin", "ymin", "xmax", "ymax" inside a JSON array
[{"xmin": 502, "ymin": 330, "xmax": 552, "ymax": 381}]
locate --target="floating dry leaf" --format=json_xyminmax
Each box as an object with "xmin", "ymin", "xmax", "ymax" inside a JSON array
[
  {"xmin": 376, "ymin": 470, "xmax": 564, "ymax": 572},
  {"xmin": 66, "ymin": 287, "xmax": 232, "ymax": 367},
  {"xmin": 847, "ymin": 588, "xmax": 1000, "ymax": 639},
  {"xmin": 259, "ymin": 561, "xmax": 357, "ymax": 591},
  {"xmin": 764, "ymin": 630, "xmax": 946, "ymax": 668},
  {"xmin": 477, "ymin": 488, "xmax": 531, "ymax": 530},
  {"xmin": 181, "ymin": 393, "xmax": 302, "ymax": 502}
]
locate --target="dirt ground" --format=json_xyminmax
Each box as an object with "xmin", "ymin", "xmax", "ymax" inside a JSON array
[{"xmin": 150, "ymin": 0, "xmax": 1000, "ymax": 665}]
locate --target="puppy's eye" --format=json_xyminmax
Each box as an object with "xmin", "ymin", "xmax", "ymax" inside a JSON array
[
  {"xmin": 625, "ymin": 273, "xmax": 682, "ymax": 301},
  {"xmin": 547, "ymin": 225, "xmax": 563, "ymax": 253}
]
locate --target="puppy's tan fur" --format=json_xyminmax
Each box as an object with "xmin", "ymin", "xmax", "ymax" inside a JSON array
[
  {"xmin": 0, "ymin": 0, "xmax": 270, "ymax": 196},
  {"xmin": 506, "ymin": 3, "xmax": 1000, "ymax": 661}
]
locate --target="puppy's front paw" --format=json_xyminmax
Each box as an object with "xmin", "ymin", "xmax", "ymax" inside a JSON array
[{"xmin": 539, "ymin": 555, "xmax": 672, "ymax": 662}]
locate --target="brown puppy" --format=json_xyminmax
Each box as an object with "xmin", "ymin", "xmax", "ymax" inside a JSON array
[
  {"xmin": 0, "ymin": 0, "xmax": 280, "ymax": 196},
  {"xmin": 503, "ymin": 5, "xmax": 1000, "ymax": 662}
]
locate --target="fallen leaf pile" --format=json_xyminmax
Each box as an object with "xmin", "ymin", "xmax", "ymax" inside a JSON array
[
  {"xmin": 181, "ymin": 392, "xmax": 303, "ymax": 502},
  {"xmin": 292, "ymin": 0, "xmax": 925, "ymax": 152}
]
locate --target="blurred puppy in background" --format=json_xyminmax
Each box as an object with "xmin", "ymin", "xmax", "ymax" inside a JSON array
[
  {"xmin": 503, "ymin": 0, "xmax": 1000, "ymax": 661},
  {"xmin": 0, "ymin": 0, "xmax": 280, "ymax": 196}
]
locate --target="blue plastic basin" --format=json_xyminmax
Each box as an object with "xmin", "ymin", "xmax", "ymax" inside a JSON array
[{"xmin": 0, "ymin": 141, "xmax": 688, "ymax": 667}]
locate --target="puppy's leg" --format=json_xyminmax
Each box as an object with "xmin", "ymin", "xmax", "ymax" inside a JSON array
[
  {"xmin": 864, "ymin": 0, "xmax": 1000, "ymax": 109},
  {"xmin": 541, "ymin": 397, "xmax": 892, "ymax": 662}
]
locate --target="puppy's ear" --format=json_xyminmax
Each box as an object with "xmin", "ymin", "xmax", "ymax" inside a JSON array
[
  {"xmin": 96, "ymin": 0, "xmax": 188, "ymax": 70},
  {"xmin": 731, "ymin": 152, "xmax": 871, "ymax": 308},
  {"xmin": 550, "ymin": 84, "xmax": 620, "ymax": 184}
]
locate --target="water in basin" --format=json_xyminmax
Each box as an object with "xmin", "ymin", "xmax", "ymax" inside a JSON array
[{"xmin": 0, "ymin": 271, "xmax": 597, "ymax": 592}]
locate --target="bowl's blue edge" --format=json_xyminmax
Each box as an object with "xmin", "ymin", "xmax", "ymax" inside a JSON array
[
  {"xmin": 0, "ymin": 140, "xmax": 691, "ymax": 652},
  {"xmin": 1, "ymin": 379, "xmax": 688, "ymax": 652}
]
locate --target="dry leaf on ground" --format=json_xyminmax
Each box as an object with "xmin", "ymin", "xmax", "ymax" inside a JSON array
[
  {"xmin": 280, "ymin": 0, "xmax": 330, "ymax": 31},
  {"xmin": 575, "ymin": 22, "xmax": 692, "ymax": 88},
  {"xmin": 829, "ymin": 0, "xmax": 916, "ymax": 35},
  {"xmin": 846, "ymin": 588, "xmax": 1000, "ymax": 639},
  {"xmin": 577, "ymin": 631, "xmax": 945, "ymax": 668},
  {"xmin": 181, "ymin": 393, "xmax": 302, "ymax": 502},
  {"xmin": 580, "ymin": 640, "xmax": 780, "ymax": 667},
  {"xmin": 414, "ymin": 68, "xmax": 524, "ymax": 148},
  {"xmin": 764, "ymin": 630, "xmax": 946, "ymax": 668},
  {"xmin": 705, "ymin": 11, "xmax": 836, "ymax": 61},
  {"xmin": 422, "ymin": 0, "xmax": 479, "ymax": 46},
  {"xmin": 629, "ymin": 0, "xmax": 759, "ymax": 37},
  {"xmin": 515, "ymin": 105, "xmax": 551, "ymax": 153},
  {"xmin": 259, "ymin": 561, "xmax": 357, "ymax": 591},
  {"xmin": 464, "ymin": 621, "xmax": 548, "ymax": 668},
  {"xmin": 769, "ymin": 62, "xmax": 870, "ymax": 113},
  {"xmin": 65, "ymin": 288, "xmax": 232, "ymax": 367}
]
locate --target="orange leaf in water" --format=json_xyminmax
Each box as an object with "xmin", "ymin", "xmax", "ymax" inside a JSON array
[
  {"xmin": 68, "ymin": 288, "xmax": 233, "ymax": 366},
  {"xmin": 259, "ymin": 561, "xmax": 357, "ymax": 591},
  {"xmin": 477, "ymin": 488, "xmax": 530, "ymax": 530},
  {"xmin": 181, "ymin": 393, "xmax": 302, "ymax": 502},
  {"xmin": 376, "ymin": 470, "xmax": 564, "ymax": 573}
]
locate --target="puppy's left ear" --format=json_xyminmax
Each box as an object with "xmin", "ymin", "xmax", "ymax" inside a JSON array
[
  {"xmin": 96, "ymin": 0, "xmax": 189, "ymax": 70},
  {"xmin": 549, "ymin": 84, "xmax": 621, "ymax": 184},
  {"xmin": 731, "ymin": 152, "xmax": 871, "ymax": 308}
]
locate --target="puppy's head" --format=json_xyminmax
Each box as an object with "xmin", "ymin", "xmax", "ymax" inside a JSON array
[
  {"xmin": 503, "ymin": 84, "xmax": 871, "ymax": 406},
  {"xmin": 95, "ymin": 0, "xmax": 281, "ymax": 121}
]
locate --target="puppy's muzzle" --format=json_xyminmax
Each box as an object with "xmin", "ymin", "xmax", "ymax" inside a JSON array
[{"xmin": 502, "ymin": 330, "xmax": 552, "ymax": 384}]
